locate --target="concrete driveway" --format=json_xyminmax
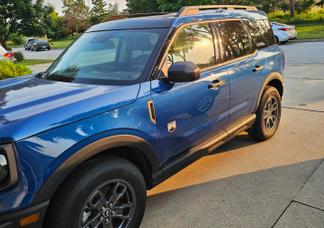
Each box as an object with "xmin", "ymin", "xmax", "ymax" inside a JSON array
[{"xmin": 142, "ymin": 42, "xmax": 324, "ymax": 227}]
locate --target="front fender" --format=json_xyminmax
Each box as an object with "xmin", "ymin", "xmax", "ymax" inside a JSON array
[{"xmin": 33, "ymin": 133, "xmax": 160, "ymax": 204}]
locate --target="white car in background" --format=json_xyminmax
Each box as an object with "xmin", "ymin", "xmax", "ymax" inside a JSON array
[
  {"xmin": 271, "ymin": 22, "xmax": 297, "ymax": 44},
  {"xmin": 0, "ymin": 45, "xmax": 15, "ymax": 61}
]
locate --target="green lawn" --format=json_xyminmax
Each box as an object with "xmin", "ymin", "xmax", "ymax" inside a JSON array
[
  {"xmin": 50, "ymin": 35, "xmax": 78, "ymax": 49},
  {"xmin": 296, "ymin": 23, "xmax": 324, "ymax": 39},
  {"xmin": 19, "ymin": 59, "xmax": 54, "ymax": 65}
]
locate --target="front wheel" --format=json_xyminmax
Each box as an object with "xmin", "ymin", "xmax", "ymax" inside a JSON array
[
  {"xmin": 248, "ymin": 86, "xmax": 281, "ymax": 141},
  {"xmin": 45, "ymin": 157, "xmax": 147, "ymax": 228}
]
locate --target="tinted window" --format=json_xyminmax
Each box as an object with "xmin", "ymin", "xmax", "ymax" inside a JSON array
[
  {"xmin": 250, "ymin": 19, "xmax": 276, "ymax": 46},
  {"xmin": 242, "ymin": 19, "xmax": 267, "ymax": 48},
  {"xmin": 45, "ymin": 29, "xmax": 166, "ymax": 85},
  {"xmin": 216, "ymin": 20, "xmax": 255, "ymax": 62},
  {"xmin": 167, "ymin": 23, "xmax": 216, "ymax": 69}
]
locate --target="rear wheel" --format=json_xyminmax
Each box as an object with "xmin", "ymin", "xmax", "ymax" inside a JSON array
[
  {"xmin": 248, "ymin": 86, "xmax": 281, "ymax": 141},
  {"xmin": 45, "ymin": 157, "xmax": 147, "ymax": 228}
]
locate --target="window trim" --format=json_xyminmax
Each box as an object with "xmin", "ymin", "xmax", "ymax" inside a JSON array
[{"xmin": 155, "ymin": 18, "xmax": 258, "ymax": 80}]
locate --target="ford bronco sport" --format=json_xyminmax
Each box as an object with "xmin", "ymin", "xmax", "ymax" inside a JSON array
[{"xmin": 0, "ymin": 5, "xmax": 284, "ymax": 228}]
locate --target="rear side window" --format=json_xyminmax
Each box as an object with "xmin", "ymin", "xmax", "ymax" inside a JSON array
[
  {"xmin": 167, "ymin": 23, "xmax": 216, "ymax": 69},
  {"xmin": 242, "ymin": 19, "xmax": 267, "ymax": 48},
  {"xmin": 215, "ymin": 20, "xmax": 255, "ymax": 62},
  {"xmin": 250, "ymin": 19, "xmax": 276, "ymax": 47}
]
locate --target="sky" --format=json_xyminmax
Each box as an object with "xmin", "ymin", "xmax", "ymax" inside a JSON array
[{"xmin": 45, "ymin": 0, "xmax": 127, "ymax": 15}]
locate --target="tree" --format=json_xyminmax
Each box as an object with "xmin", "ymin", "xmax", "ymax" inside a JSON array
[
  {"xmin": 90, "ymin": 0, "xmax": 108, "ymax": 24},
  {"xmin": 0, "ymin": 0, "xmax": 40, "ymax": 49},
  {"xmin": 317, "ymin": 0, "xmax": 324, "ymax": 7},
  {"xmin": 126, "ymin": 0, "xmax": 160, "ymax": 13},
  {"xmin": 63, "ymin": 0, "xmax": 90, "ymax": 34},
  {"xmin": 107, "ymin": 1, "xmax": 119, "ymax": 15}
]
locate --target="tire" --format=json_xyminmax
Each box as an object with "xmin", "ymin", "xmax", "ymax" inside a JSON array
[
  {"xmin": 275, "ymin": 36, "xmax": 279, "ymax": 43},
  {"xmin": 248, "ymin": 86, "xmax": 281, "ymax": 141},
  {"xmin": 45, "ymin": 156, "xmax": 147, "ymax": 228}
]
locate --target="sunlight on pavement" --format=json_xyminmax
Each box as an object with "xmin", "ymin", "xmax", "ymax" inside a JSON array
[{"xmin": 148, "ymin": 108, "xmax": 324, "ymax": 196}]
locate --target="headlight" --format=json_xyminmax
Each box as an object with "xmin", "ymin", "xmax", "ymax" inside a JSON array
[{"xmin": 0, "ymin": 144, "xmax": 18, "ymax": 190}]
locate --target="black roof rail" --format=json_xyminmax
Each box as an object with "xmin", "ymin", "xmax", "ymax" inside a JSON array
[{"xmin": 177, "ymin": 5, "xmax": 258, "ymax": 17}]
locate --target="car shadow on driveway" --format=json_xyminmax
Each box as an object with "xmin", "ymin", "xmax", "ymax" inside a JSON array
[{"xmin": 142, "ymin": 159, "xmax": 322, "ymax": 228}]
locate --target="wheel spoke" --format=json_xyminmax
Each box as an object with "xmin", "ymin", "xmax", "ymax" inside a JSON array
[
  {"xmin": 83, "ymin": 214, "xmax": 101, "ymax": 228},
  {"xmin": 108, "ymin": 182, "xmax": 128, "ymax": 207},
  {"xmin": 88, "ymin": 190, "xmax": 106, "ymax": 211},
  {"xmin": 112, "ymin": 202, "xmax": 133, "ymax": 221}
]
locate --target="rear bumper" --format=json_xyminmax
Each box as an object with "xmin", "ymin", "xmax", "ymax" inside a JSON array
[{"xmin": 0, "ymin": 201, "xmax": 49, "ymax": 228}]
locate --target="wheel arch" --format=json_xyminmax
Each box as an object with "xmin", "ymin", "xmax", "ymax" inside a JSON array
[
  {"xmin": 33, "ymin": 134, "xmax": 161, "ymax": 205},
  {"xmin": 257, "ymin": 72, "xmax": 284, "ymax": 109}
]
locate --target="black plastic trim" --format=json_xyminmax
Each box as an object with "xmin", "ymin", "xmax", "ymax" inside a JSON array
[
  {"xmin": 33, "ymin": 135, "xmax": 160, "ymax": 204},
  {"xmin": 0, "ymin": 144, "xmax": 18, "ymax": 190},
  {"xmin": 0, "ymin": 201, "xmax": 49, "ymax": 228}
]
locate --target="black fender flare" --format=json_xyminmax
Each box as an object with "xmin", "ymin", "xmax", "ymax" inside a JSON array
[
  {"xmin": 33, "ymin": 134, "xmax": 160, "ymax": 204},
  {"xmin": 256, "ymin": 72, "xmax": 284, "ymax": 109}
]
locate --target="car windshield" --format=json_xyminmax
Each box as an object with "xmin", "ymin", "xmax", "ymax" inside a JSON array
[{"xmin": 44, "ymin": 29, "xmax": 167, "ymax": 85}]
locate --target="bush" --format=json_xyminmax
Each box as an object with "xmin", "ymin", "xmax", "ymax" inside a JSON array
[
  {"xmin": 0, "ymin": 61, "xmax": 32, "ymax": 80},
  {"xmin": 14, "ymin": 52, "xmax": 24, "ymax": 62},
  {"xmin": 269, "ymin": 8, "xmax": 324, "ymax": 24},
  {"xmin": 9, "ymin": 33, "xmax": 24, "ymax": 45}
]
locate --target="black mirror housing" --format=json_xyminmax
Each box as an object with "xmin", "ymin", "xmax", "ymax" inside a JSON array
[{"xmin": 168, "ymin": 62, "xmax": 200, "ymax": 82}]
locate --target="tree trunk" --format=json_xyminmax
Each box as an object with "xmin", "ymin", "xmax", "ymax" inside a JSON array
[
  {"xmin": 290, "ymin": 0, "xmax": 296, "ymax": 18},
  {"xmin": 0, "ymin": 39, "xmax": 8, "ymax": 50}
]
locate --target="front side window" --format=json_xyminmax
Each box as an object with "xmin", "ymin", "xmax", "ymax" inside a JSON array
[
  {"xmin": 166, "ymin": 23, "xmax": 216, "ymax": 69},
  {"xmin": 44, "ymin": 29, "xmax": 167, "ymax": 85},
  {"xmin": 216, "ymin": 20, "xmax": 255, "ymax": 62}
]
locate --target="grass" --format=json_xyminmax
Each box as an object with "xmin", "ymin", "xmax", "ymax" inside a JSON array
[
  {"xmin": 19, "ymin": 59, "xmax": 54, "ymax": 65},
  {"xmin": 50, "ymin": 35, "xmax": 78, "ymax": 49},
  {"xmin": 295, "ymin": 23, "xmax": 324, "ymax": 39}
]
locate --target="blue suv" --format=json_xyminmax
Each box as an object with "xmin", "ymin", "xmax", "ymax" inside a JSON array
[{"xmin": 0, "ymin": 5, "xmax": 284, "ymax": 228}]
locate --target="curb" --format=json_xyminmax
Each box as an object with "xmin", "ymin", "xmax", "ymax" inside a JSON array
[{"xmin": 289, "ymin": 39, "xmax": 324, "ymax": 43}]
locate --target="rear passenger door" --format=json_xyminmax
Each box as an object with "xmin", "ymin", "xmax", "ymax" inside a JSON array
[{"xmin": 213, "ymin": 20, "xmax": 263, "ymax": 123}]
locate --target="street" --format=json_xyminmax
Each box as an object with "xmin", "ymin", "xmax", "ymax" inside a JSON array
[{"xmin": 141, "ymin": 42, "xmax": 324, "ymax": 227}]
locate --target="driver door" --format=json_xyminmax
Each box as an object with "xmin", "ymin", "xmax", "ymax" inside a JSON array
[{"xmin": 151, "ymin": 23, "xmax": 230, "ymax": 162}]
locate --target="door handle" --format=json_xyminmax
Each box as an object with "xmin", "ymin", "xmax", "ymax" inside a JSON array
[
  {"xmin": 253, "ymin": 65, "xmax": 265, "ymax": 73},
  {"xmin": 208, "ymin": 80, "xmax": 225, "ymax": 90}
]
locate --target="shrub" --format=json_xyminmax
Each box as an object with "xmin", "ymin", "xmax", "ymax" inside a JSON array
[
  {"xmin": 14, "ymin": 52, "xmax": 24, "ymax": 62},
  {"xmin": 9, "ymin": 33, "xmax": 24, "ymax": 45},
  {"xmin": 0, "ymin": 61, "xmax": 32, "ymax": 80}
]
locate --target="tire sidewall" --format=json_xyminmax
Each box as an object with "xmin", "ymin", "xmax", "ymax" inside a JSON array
[
  {"xmin": 47, "ymin": 158, "xmax": 146, "ymax": 228},
  {"xmin": 258, "ymin": 87, "xmax": 282, "ymax": 139}
]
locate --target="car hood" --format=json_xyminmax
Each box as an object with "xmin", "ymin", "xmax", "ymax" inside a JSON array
[{"xmin": 0, "ymin": 76, "xmax": 140, "ymax": 142}]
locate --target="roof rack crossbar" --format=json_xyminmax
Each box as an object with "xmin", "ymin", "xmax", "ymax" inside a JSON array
[{"xmin": 177, "ymin": 5, "xmax": 258, "ymax": 17}]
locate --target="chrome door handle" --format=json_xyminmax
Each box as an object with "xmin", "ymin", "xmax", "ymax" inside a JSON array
[
  {"xmin": 253, "ymin": 65, "xmax": 265, "ymax": 73},
  {"xmin": 208, "ymin": 80, "xmax": 225, "ymax": 90}
]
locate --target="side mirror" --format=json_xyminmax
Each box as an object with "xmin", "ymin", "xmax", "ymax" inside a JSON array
[{"xmin": 168, "ymin": 62, "xmax": 200, "ymax": 82}]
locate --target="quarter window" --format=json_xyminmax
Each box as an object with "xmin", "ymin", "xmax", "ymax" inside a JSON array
[
  {"xmin": 167, "ymin": 23, "xmax": 216, "ymax": 69},
  {"xmin": 215, "ymin": 20, "xmax": 255, "ymax": 62}
]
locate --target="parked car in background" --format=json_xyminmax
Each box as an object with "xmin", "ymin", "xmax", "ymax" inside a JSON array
[
  {"xmin": 0, "ymin": 45, "xmax": 15, "ymax": 61},
  {"xmin": 24, "ymin": 38, "xmax": 37, "ymax": 50},
  {"xmin": 272, "ymin": 22, "xmax": 297, "ymax": 44},
  {"xmin": 0, "ymin": 5, "xmax": 284, "ymax": 228},
  {"xmin": 31, "ymin": 40, "xmax": 51, "ymax": 51}
]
